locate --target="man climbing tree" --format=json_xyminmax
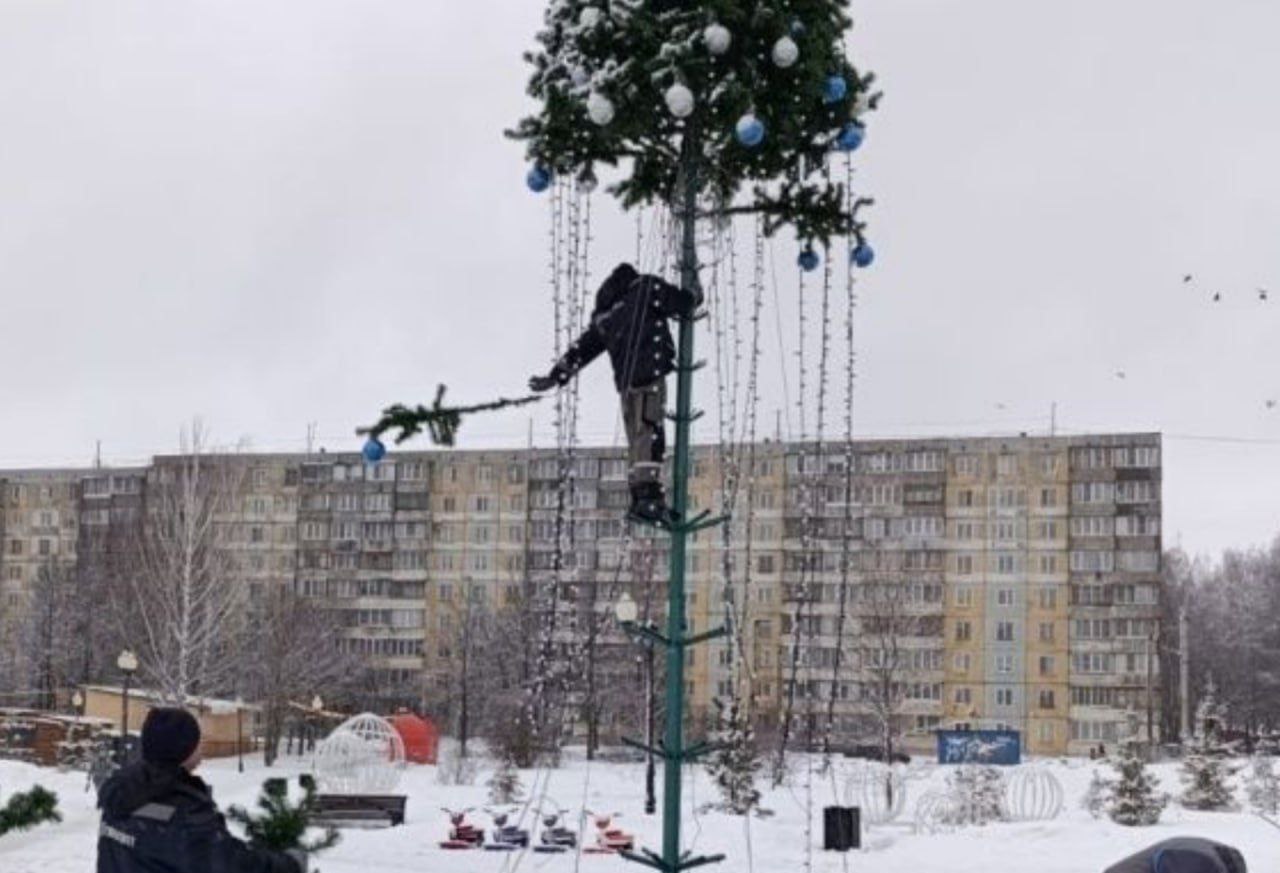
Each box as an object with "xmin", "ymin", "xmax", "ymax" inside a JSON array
[{"xmin": 528, "ymin": 262, "xmax": 700, "ymax": 523}]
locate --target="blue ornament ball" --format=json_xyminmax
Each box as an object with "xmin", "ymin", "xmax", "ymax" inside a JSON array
[
  {"xmin": 823, "ymin": 75, "xmax": 848, "ymax": 104},
  {"xmin": 790, "ymin": 19, "xmax": 806, "ymax": 37},
  {"xmin": 735, "ymin": 114, "xmax": 765, "ymax": 147},
  {"xmin": 852, "ymin": 242, "xmax": 875, "ymax": 269},
  {"xmin": 836, "ymin": 122, "xmax": 865, "ymax": 152},
  {"xmin": 362, "ymin": 436, "xmax": 387, "ymax": 464},
  {"xmin": 797, "ymin": 249, "xmax": 820, "ymax": 272},
  {"xmin": 526, "ymin": 165, "xmax": 552, "ymax": 193}
]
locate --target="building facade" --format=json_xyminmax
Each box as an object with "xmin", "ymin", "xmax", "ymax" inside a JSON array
[{"xmin": 0, "ymin": 433, "xmax": 1162, "ymax": 756}]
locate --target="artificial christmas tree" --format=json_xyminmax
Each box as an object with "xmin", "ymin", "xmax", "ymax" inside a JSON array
[
  {"xmin": 1107, "ymin": 739, "xmax": 1168, "ymax": 826},
  {"xmin": 704, "ymin": 695, "xmax": 763, "ymax": 815},
  {"xmin": 510, "ymin": 5, "xmax": 879, "ymax": 870}
]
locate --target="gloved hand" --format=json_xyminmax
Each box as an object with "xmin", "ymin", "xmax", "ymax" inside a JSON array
[
  {"xmin": 529, "ymin": 373, "xmax": 559, "ymax": 392},
  {"xmin": 286, "ymin": 848, "xmax": 309, "ymax": 873}
]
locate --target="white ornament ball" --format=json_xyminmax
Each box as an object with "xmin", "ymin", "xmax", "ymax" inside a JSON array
[
  {"xmin": 772, "ymin": 36, "xmax": 799, "ymax": 68},
  {"xmin": 571, "ymin": 66, "xmax": 590, "ymax": 88},
  {"xmin": 587, "ymin": 92, "xmax": 615, "ymax": 126},
  {"xmin": 703, "ymin": 24, "xmax": 732, "ymax": 55},
  {"xmin": 665, "ymin": 83, "xmax": 695, "ymax": 119},
  {"xmin": 579, "ymin": 7, "xmax": 602, "ymax": 29}
]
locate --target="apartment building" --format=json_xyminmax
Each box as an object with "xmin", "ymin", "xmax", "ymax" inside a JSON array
[{"xmin": 0, "ymin": 432, "xmax": 1161, "ymax": 755}]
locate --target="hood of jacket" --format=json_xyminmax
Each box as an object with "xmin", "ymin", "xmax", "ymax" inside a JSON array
[{"xmin": 98, "ymin": 760, "xmax": 209, "ymax": 819}]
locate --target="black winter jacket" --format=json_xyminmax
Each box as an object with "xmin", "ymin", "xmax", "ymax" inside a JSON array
[
  {"xmin": 97, "ymin": 760, "xmax": 300, "ymax": 873},
  {"xmin": 552, "ymin": 263, "xmax": 698, "ymax": 392}
]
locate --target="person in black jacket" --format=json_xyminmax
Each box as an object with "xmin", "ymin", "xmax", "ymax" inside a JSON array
[
  {"xmin": 529, "ymin": 263, "xmax": 700, "ymax": 523},
  {"xmin": 1103, "ymin": 837, "xmax": 1247, "ymax": 873},
  {"xmin": 97, "ymin": 707, "xmax": 303, "ymax": 873}
]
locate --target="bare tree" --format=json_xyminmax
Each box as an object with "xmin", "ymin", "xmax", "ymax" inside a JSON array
[
  {"xmin": 857, "ymin": 574, "xmax": 921, "ymax": 765},
  {"xmin": 245, "ymin": 585, "xmax": 357, "ymax": 766},
  {"xmin": 120, "ymin": 421, "xmax": 248, "ymax": 702},
  {"xmin": 27, "ymin": 560, "xmax": 79, "ymax": 709}
]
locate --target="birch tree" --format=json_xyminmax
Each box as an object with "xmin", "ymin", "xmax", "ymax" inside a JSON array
[{"xmin": 121, "ymin": 421, "xmax": 247, "ymax": 702}]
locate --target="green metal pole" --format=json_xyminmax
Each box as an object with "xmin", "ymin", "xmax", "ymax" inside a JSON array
[{"xmin": 661, "ymin": 134, "xmax": 700, "ymax": 873}]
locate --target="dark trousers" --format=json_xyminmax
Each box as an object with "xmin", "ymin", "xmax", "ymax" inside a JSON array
[{"xmin": 622, "ymin": 381, "xmax": 666, "ymax": 490}]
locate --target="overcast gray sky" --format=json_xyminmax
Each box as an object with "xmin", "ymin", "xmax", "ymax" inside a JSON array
[{"xmin": 1, "ymin": 1, "xmax": 1277, "ymax": 558}]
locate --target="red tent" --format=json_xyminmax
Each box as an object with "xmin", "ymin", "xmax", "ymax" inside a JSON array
[{"xmin": 389, "ymin": 712, "xmax": 439, "ymax": 764}]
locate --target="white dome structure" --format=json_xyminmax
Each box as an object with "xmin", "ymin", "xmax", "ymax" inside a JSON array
[
  {"xmin": 844, "ymin": 763, "xmax": 907, "ymax": 825},
  {"xmin": 313, "ymin": 713, "xmax": 406, "ymax": 794},
  {"xmin": 1003, "ymin": 766, "xmax": 1065, "ymax": 822}
]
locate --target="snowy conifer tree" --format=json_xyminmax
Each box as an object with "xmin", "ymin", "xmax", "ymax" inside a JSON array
[
  {"xmin": 487, "ymin": 757, "xmax": 525, "ymax": 806},
  {"xmin": 511, "ymin": 0, "xmax": 880, "ymax": 245},
  {"xmin": 704, "ymin": 694, "xmax": 762, "ymax": 815},
  {"xmin": 1246, "ymin": 754, "xmax": 1280, "ymax": 817},
  {"xmin": 1180, "ymin": 684, "xmax": 1239, "ymax": 811},
  {"xmin": 941, "ymin": 766, "xmax": 1005, "ymax": 826},
  {"xmin": 1081, "ymin": 769, "xmax": 1110, "ymax": 819},
  {"xmin": 1106, "ymin": 738, "xmax": 1168, "ymax": 826}
]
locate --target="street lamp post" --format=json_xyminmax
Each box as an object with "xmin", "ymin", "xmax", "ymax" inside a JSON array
[
  {"xmin": 310, "ymin": 695, "xmax": 324, "ymax": 755},
  {"xmin": 116, "ymin": 650, "xmax": 138, "ymax": 763},
  {"xmin": 235, "ymin": 696, "xmax": 245, "ymax": 773},
  {"xmin": 615, "ymin": 593, "xmax": 657, "ymax": 816}
]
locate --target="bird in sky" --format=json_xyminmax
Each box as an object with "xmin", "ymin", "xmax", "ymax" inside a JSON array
[
  {"xmin": 1267, "ymin": 399, "xmax": 1277, "ymax": 410},
  {"xmin": 1115, "ymin": 370, "xmax": 1127, "ymax": 380},
  {"xmin": 1183, "ymin": 274, "xmax": 1193, "ymax": 284},
  {"xmin": 1260, "ymin": 288, "xmax": 1270, "ymax": 302},
  {"xmin": 995, "ymin": 402, "xmax": 1007, "ymax": 411},
  {"xmin": 1212, "ymin": 292, "xmax": 1222, "ymax": 302}
]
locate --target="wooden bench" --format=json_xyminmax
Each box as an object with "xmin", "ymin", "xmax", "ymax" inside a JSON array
[{"xmin": 313, "ymin": 794, "xmax": 408, "ymax": 828}]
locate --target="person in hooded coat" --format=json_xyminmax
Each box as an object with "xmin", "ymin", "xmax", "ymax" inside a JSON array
[
  {"xmin": 529, "ymin": 262, "xmax": 700, "ymax": 523},
  {"xmin": 97, "ymin": 707, "xmax": 304, "ymax": 873},
  {"xmin": 1103, "ymin": 837, "xmax": 1247, "ymax": 873}
]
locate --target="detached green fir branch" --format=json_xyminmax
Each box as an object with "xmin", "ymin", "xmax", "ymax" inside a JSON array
[
  {"xmin": 357, "ymin": 384, "xmax": 542, "ymax": 449},
  {"xmin": 0, "ymin": 785, "xmax": 61, "ymax": 837},
  {"xmin": 226, "ymin": 776, "xmax": 339, "ymax": 856}
]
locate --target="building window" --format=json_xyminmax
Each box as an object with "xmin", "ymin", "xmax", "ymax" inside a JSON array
[
  {"xmin": 996, "ymin": 654, "xmax": 1014, "ymax": 674},
  {"xmin": 1038, "ymin": 587, "xmax": 1058, "ymax": 609},
  {"xmin": 1039, "ymin": 656, "xmax": 1055, "ymax": 676},
  {"xmin": 996, "ymin": 621, "xmax": 1015, "ymax": 642},
  {"xmin": 1070, "ymin": 550, "xmax": 1115, "ymax": 573},
  {"xmin": 996, "ymin": 688, "xmax": 1014, "ymax": 706},
  {"xmin": 996, "ymin": 455, "xmax": 1018, "ymax": 477},
  {"xmin": 996, "ymin": 554, "xmax": 1016, "ymax": 574},
  {"xmin": 954, "ymin": 687, "xmax": 972, "ymax": 705},
  {"xmin": 1070, "ymin": 482, "xmax": 1114, "ymax": 504},
  {"xmin": 955, "ymin": 621, "xmax": 972, "ymax": 642},
  {"xmin": 1038, "ymin": 689, "xmax": 1055, "ymax": 710},
  {"xmin": 955, "ymin": 586, "xmax": 974, "ymax": 607},
  {"xmin": 1039, "ymin": 487, "xmax": 1057, "ymax": 507},
  {"xmin": 953, "ymin": 455, "xmax": 979, "ymax": 476},
  {"xmin": 953, "ymin": 652, "xmax": 972, "ymax": 672},
  {"xmin": 1037, "ymin": 521, "xmax": 1058, "ymax": 540},
  {"xmin": 996, "ymin": 588, "xmax": 1015, "ymax": 607},
  {"xmin": 1070, "ymin": 516, "xmax": 1113, "ymax": 537}
]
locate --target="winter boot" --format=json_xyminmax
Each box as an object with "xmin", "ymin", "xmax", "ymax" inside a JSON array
[{"xmin": 627, "ymin": 481, "xmax": 671, "ymax": 526}]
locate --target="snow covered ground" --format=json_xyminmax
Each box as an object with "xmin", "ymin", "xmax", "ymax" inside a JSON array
[{"xmin": 2, "ymin": 752, "xmax": 1277, "ymax": 873}]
